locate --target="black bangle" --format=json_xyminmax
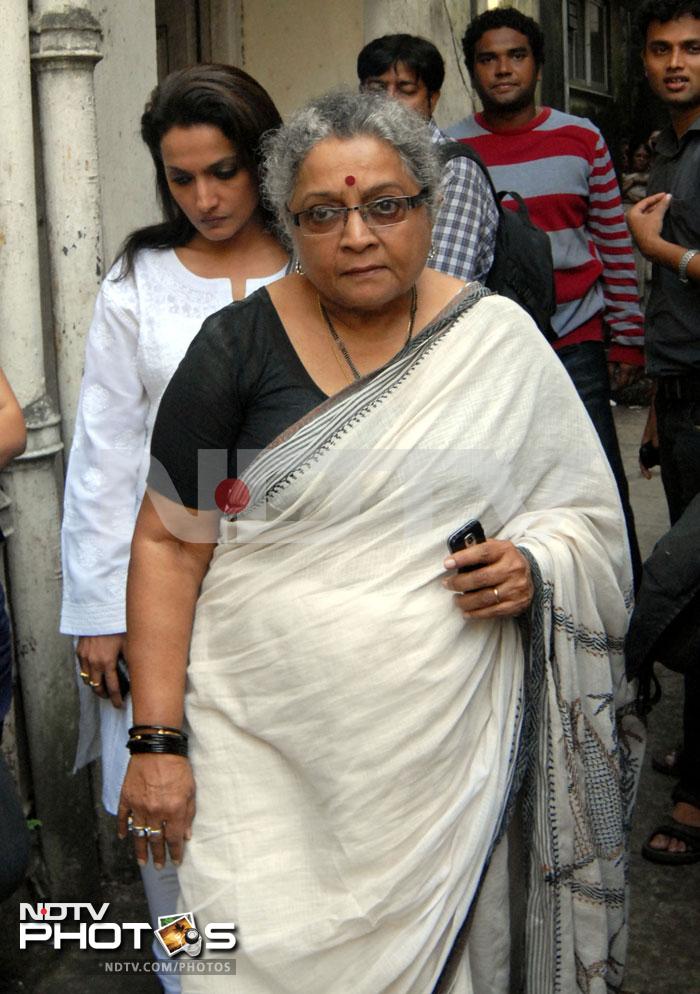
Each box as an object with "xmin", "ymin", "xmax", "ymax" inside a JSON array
[
  {"xmin": 128, "ymin": 724, "xmax": 188, "ymax": 740},
  {"xmin": 128, "ymin": 734, "xmax": 189, "ymax": 758}
]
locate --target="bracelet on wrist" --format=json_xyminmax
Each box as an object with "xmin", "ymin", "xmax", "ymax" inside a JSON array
[
  {"xmin": 127, "ymin": 733, "xmax": 189, "ymax": 758},
  {"xmin": 129, "ymin": 724, "xmax": 188, "ymax": 740},
  {"xmin": 678, "ymin": 248, "xmax": 699, "ymax": 284}
]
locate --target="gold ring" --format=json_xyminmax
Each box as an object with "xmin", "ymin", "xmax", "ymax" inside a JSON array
[
  {"xmin": 79, "ymin": 671, "xmax": 90, "ymax": 682},
  {"xmin": 493, "ymin": 588, "xmax": 500, "ymax": 604},
  {"xmin": 88, "ymin": 680, "xmax": 101, "ymax": 688}
]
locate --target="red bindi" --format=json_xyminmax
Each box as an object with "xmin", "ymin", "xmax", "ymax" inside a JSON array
[{"xmin": 344, "ymin": 175, "xmax": 356, "ymax": 186}]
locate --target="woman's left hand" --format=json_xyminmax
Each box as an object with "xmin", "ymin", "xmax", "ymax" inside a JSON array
[{"xmin": 443, "ymin": 539, "xmax": 533, "ymax": 619}]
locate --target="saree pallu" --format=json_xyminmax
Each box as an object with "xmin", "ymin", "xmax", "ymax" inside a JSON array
[{"xmin": 178, "ymin": 287, "xmax": 643, "ymax": 994}]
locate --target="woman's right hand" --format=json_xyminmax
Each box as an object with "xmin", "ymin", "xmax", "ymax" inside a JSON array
[
  {"xmin": 76, "ymin": 633, "xmax": 127, "ymax": 707},
  {"xmin": 117, "ymin": 754, "xmax": 196, "ymax": 868}
]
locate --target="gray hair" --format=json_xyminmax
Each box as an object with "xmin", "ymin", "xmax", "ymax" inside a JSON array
[{"xmin": 261, "ymin": 89, "xmax": 442, "ymax": 246}]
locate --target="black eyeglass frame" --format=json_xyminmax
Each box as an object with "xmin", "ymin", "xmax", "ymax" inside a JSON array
[{"xmin": 288, "ymin": 187, "xmax": 430, "ymax": 232}]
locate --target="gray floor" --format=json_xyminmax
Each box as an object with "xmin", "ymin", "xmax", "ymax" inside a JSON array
[
  {"xmin": 0, "ymin": 405, "xmax": 698, "ymax": 994},
  {"xmin": 615, "ymin": 404, "xmax": 700, "ymax": 994}
]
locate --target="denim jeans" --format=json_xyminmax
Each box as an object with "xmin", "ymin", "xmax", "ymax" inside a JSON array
[
  {"xmin": 557, "ymin": 340, "xmax": 642, "ymax": 588},
  {"xmin": 656, "ymin": 392, "xmax": 700, "ymax": 808}
]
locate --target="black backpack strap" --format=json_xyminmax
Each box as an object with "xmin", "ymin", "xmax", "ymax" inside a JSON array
[
  {"xmin": 439, "ymin": 144, "xmax": 529, "ymax": 220},
  {"xmin": 438, "ymin": 141, "xmax": 501, "ymax": 206}
]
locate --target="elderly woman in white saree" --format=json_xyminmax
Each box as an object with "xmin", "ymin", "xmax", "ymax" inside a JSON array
[{"xmin": 119, "ymin": 91, "xmax": 643, "ymax": 994}]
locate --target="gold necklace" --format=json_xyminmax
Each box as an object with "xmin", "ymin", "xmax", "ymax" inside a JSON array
[{"xmin": 318, "ymin": 285, "xmax": 418, "ymax": 382}]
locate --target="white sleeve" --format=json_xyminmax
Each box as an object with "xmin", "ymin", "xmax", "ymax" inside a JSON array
[{"xmin": 60, "ymin": 277, "xmax": 149, "ymax": 635}]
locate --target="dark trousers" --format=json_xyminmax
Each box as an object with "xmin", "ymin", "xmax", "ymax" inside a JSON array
[
  {"xmin": 557, "ymin": 340, "xmax": 643, "ymax": 588},
  {"xmin": 0, "ymin": 585, "xmax": 30, "ymax": 900},
  {"xmin": 0, "ymin": 584, "xmax": 11, "ymax": 727},
  {"xmin": 656, "ymin": 392, "xmax": 700, "ymax": 808},
  {"xmin": 0, "ymin": 752, "xmax": 31, "ymax": 901}
]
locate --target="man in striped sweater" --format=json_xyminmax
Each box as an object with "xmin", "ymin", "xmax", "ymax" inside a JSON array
[{"xmin": 448, "ymin": 6, "xmax": 643, "ymax": 584}]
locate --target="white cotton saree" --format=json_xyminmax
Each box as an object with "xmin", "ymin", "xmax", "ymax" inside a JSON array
[{"xmin": 177, "ymin": 286, "xmax": 643, "ymax": 994}]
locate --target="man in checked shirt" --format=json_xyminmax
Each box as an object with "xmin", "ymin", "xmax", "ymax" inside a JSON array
[{"xmin": 357, "ymin": 33, "xmax": 498, "ymax": 285}]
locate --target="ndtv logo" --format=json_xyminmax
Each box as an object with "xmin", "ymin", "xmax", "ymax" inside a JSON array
[{"xmin": 19, "ymin": 904, "xmax": 236, "ymax": 953}]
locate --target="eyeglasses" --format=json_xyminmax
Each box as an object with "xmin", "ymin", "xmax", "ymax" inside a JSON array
[{"xmin": 288, "ymin": 188, "xmax": 429, "ymax": 236}]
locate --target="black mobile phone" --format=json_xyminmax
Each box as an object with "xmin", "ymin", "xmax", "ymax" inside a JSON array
[
  {"xmin": 639, "ymin": 441, "xmax": 660, "ymax": 470},
  {"xmin": 116, "ymin": 653, "xmax": 130, "ymax": 699},
  {"xmin": 447, "ymin": 519, "xmax": 486, "ymax": 573}
]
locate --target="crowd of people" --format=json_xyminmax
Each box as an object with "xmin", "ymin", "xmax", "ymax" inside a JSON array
[{"xmin": 1, "ymin": 1, "xmax": 699, "ymax": 991}]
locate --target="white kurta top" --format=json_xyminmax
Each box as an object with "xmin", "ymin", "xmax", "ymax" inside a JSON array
[{"xmin": 60, "ymin": 247, "xmax": 287, "ymax": 811}]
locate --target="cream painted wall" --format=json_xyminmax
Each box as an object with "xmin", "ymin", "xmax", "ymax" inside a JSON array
[
  {"xmin": 240, "ymin": 0, "xmax": 364, "ymax": 117},
  {"xmin": 92, "ymin": 0, "xmax": 159, "ymax": 270},
  {"xmin": 239, "ymin": 0, "xmax": 476, "ymax": 129}
]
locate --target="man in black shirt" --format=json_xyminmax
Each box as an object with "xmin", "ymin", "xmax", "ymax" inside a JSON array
[{"xmin": 628, "ymin": 0, "xmax": 700, "ymax": 864}]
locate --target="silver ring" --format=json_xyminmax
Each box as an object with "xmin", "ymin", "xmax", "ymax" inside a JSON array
[
  {"xmin": 128, "ymin": 817, "xmax": 148, "ymax": 838},
  {"xmin": 88, "ymin": 679, "xmax": 101, "ymax": 688},
  {"xmin": 493, "ymin": 587, "xmax": 500, "ymax": 604},
  {"xmin": 127, "ymin": 814, "xmax": 164, "ymax": 840}
]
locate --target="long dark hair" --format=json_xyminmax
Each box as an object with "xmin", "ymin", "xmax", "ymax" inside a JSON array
[{"xmin": 115, "ymin": 64, "xmax": 283, "ymax": 277}]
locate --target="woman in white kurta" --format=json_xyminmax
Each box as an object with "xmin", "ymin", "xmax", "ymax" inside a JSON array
[{"xmin": 60, "ymin": 64, "xmax": 288, "ymax": 990}]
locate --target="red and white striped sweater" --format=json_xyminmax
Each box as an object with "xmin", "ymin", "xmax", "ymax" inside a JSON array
[{"xmin": 447, "ymin": 107, "xmax": 644, "ymax": 363}]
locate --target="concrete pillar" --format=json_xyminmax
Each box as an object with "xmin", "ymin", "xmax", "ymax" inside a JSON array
[
  {"xmin": 0, "ymin": 0, "xmax": 99, "ymax": 899},
  {"xmin": 207, "ymin": 0, "xmax": 243, "ymax": 65},
  {"xmin": 93, "ymin": 0, "xmax": 158, "ymax": 269},
  {"xmin": 30, "ymin": 2, "xmax": 105, "ymax": 450}
]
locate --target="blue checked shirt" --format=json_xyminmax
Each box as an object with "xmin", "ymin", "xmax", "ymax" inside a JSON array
[{"xmin": 428, "ymin": 120, "xmax": 497, "ymax": 283}]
